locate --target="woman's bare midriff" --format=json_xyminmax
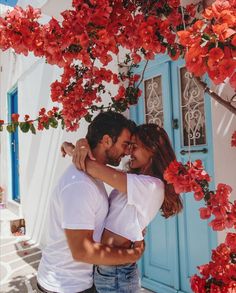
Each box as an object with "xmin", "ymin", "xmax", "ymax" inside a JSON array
[{"xmin": 101, "ymin": 228, "xmax": 132, "ymax": 248}]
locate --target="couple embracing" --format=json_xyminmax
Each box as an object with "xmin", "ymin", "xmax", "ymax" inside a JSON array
[{"xmin": 37, "ymin": 111, "xmax": 182, "ymax": 293}]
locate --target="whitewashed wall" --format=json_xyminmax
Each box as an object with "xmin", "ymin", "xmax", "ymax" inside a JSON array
[{"xmin": 211, "ymin": 85, "xmax": 236, "ymax": 243}]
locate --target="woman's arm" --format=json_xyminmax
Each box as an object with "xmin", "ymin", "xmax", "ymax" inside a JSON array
[
  {"xmin": 65, "ymin": 229, "xmax": 144, "ymax": 265},
  {"xmin": 61, "ymin": 139, "xmax": 128, "ymax": 193},
  {"xmin": 85, "ymin": 159, "xmax": 127, "ymax": 193}
]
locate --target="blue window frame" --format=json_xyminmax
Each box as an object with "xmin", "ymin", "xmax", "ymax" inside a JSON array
[{"xmin": 8, "ymin": 87, "xmax": 20, "ymax": 202}]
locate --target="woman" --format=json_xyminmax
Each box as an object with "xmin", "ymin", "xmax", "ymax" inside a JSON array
[{"xmin": 62, "ymin": 124, "xmax": 183, "ymax": 293}]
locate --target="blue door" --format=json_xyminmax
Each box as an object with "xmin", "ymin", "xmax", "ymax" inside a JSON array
[
  {"xmin": 130, "ymin": 56, "xmax": 217, "ymax": 293},
  {"xmin": 0, "ymin": 0, "xmax": 18, "ymax": 6},
  {"xmin": 8, "ymin": 88, "xmax": 20, "ymax": 202}
]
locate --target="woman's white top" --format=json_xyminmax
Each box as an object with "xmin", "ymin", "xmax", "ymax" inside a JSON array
[{"xmin": 104, "ymin": 173, "xmax": 165, "ymax": 242}]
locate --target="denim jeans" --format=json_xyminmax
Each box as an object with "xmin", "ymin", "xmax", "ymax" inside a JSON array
[{"xmin": 94, "ymin": 263, "xmax": 140, "ymax": 293}]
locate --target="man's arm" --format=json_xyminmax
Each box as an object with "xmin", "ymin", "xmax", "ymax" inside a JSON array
[{"xmin": 65, "ymin": 229, "xmax": 144, "ymax": 265}]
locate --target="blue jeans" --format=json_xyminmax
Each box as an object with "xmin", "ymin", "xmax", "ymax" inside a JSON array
[{"xmin": 94, "ymin": 263, "xmax": 140, "ymax": 293}]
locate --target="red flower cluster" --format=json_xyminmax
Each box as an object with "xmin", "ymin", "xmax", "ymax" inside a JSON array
[
  {"xmin": 232, "ymin": 131, "xmax": 236, "ymax": 147},
  {"xmin": 164, "ymin": 160, "xmax": 236, "ymax": 231},
  {"xmin": 178, "ymin": 0, "xmax": 236, "ymax": 88},
  {"xmin": 164, "ymin": 159, "xmax": 210, "ymax": 196},
  {"xmin": 191, "ymin": 233, "xmax": 236, "ymax": 293},
  {"xmin": 0, "ymin": 0, "xmax": 198, "ymax": 130}
]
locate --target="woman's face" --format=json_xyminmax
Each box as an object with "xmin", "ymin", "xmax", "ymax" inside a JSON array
[{"xmin": 129, "ymin": 135, "xmax": 153, "ymax": 171}]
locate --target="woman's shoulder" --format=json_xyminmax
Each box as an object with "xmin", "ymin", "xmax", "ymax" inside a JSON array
[{"xmin": 127, "ymin": 173, "xmax": 164, "ymax": 187}]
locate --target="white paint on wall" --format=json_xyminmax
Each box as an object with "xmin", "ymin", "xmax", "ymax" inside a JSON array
[{"xmin": 211, "ymin": 84, "xmax": 236, "ymax": 243}]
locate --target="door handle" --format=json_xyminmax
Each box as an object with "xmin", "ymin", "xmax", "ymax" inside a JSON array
[{"xmin": 180, "ymin": 148, "xmax": 208, "ymax": 155}]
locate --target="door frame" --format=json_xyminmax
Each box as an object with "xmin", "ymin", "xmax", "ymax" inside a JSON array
[{"xmin": 7, "ymin": 85, "xmax": 20, "ymax": 203}]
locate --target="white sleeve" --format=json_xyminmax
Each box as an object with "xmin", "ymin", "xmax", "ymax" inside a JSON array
[
  {"xmin": 127, "ymin": 174, "xmax": 165, "ymax": 225},
  {"xmin": 59, "ymin": 181, "xmax": 98, "ymax": 230}
]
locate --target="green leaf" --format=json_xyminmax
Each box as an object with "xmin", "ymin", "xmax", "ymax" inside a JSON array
[
  {"xmin": 7, "ymin": 124, "xmax": 17, "ymax": 133},
  {"xmin": 19, "ymin": 122, "xmax": 30, "ymax": 133},
  {"xmin": 61, "ymin": 119, "xmax": 65, "ymax": 130},
  {"xmin": 0, "ymin": 125, "xmax": 3, "ymax": 132},
  {"xmin": 43, "ymin": 121, "xmax": 49, "ymax": 130},
  {"xmin": 49, "ymin": 117, "xmax": 58, "ymax": 128},
  {"xmin": 202, "ymin": 33, "xmax": 210, "ymax": 41},
  {"xmin": 30, "ymin": 124, "xmax": 36, "ymax": 134},
  {"xmin": 84, "ymin": 113, "xmax": 93, "ymax": 123}
]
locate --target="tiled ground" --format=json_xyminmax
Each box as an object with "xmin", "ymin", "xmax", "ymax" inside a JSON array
[
  {"xmin": 0, "ymin": 236, "xmax": 40, "ymax": 292},
  {"xmin": 0, "ymin": 236, "xmax": 153, "ymax": 293}
]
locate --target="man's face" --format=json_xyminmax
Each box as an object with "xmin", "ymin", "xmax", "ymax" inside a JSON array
[{"xmin": 106, "ymin": 128, "xmax": 132, "ymax": 166}]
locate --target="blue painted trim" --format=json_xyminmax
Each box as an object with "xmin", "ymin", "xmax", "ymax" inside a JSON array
[
  {"xmin": 7, "ymin": 85, "xmax": 20, "ymax": 203},
  {"xmin": 142, "ymin": 277, "xmax": 178, "ymax": 293},
  {"xmin": 0, "ymin": 0, "xmax": 18, "ymax": 7}
]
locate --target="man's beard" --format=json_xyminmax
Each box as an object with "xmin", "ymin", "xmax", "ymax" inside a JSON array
[{"xmin": 105, "ymin": 149, "xmax": 121, "ymax": 166}]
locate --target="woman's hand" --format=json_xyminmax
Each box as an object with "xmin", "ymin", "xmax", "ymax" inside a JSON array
[
  {"xmin": 61, "ymin": 142, "xmax": 75, "ymax": 157},
  {"xmin": 72, "ymin": 138, "xmax": 95, "ymax": 171}
]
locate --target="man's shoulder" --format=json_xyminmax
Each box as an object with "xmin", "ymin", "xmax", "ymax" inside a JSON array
[
  {"xmin": 59, "ymin": 164, "xmax": 95, "ymax": 187},
  {"xmin": 57, "ymin": 164, "xmax": 103, "ymax": 192}
]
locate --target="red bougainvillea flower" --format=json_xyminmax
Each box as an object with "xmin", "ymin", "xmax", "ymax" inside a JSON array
[
  {"xmin": 114, "ymin": 86, "xmax": 126, "ymax": 101},
  {"xmin": 24, "ymin": 115, "xmax": 30, "ymax": 121},
  {"xmin": 231, "ymin": 131, "xmax": 236, "ymax": 147},
  {"xmin": 12, "ymin": 113, "xmax": 20, "ymax": 122},
  {"xmin": 0, "ymin": 120, "xmax": 4, "ymax": 124},
  {"xmin": 232, "ymin": 34, "xmax": 236, "ymax": 46},
  {"xmin": 208, "ymin": 47, "xmax": 224, "ymax": 62},
  {"xmin": 219, "ymin": 59, "xmax": 236, "ymax": 81},
  {"xmin": 229, "ymin": 72, "xmax": 236, "ymax": 89},
  {"xmin": 225, "ymin": 233, "xmax": 236, "ymax": 252},
  {"xmin": 190, "ymin": 275, "xmax": 206, "ymax": 293},
  {"xmin": 185, "ymin": 47, "xmax": 207, "ymax": 76},
  {"xmin": 199, "ymin": 207, "xmax": 212, "ymax": 219}
]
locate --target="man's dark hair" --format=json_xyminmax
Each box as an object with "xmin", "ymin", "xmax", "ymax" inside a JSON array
[{"xmin": 86, "ymin": 111, "xmax": 136, "ymax": 149}]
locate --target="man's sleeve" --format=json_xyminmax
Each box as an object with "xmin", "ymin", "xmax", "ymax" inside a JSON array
[{"xmin": 59, "ymin": 181, "xmax": 98, "ymax": 230}]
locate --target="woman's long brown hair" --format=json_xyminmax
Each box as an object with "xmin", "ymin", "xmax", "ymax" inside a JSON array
[{"xmin": 132, "ymin": 124, "xmax": 183, "ymax": 218}]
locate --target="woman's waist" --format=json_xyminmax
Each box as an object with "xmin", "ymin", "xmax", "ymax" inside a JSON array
[
  {"xmin": 96, "ymin": 262, "xmax": 137, "ymax": 271},
  {"xmin": 101, "ymin": 228, "xmax": 132, "ymax": 248}
]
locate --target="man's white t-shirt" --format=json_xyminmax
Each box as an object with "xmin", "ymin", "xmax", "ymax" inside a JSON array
[
  {"xmin": 105, "ymin": 173, "xmax": 165, "ymax": 242},
  {"xmin": 37, "ymin": 165, "xmax": 108, "ymax": 293}
]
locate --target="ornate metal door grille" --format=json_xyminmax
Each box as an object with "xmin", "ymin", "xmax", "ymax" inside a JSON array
[
  {"xmin": 180, "ymin": 67, "xmax": 207, "ymax": 146},
  {"xmin": 144, "ymin": 76, "xmax": 164, "ymax": 126}
]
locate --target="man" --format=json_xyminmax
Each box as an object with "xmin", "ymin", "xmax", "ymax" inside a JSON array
[{"xmin": 37, "ymin": 111, "xmax": 143, "ymax": 293}]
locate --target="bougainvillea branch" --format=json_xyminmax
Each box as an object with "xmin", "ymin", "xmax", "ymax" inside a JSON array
[
  {"xmin": 195, "ymin": 77, "xmax": 236, "ymax": 116},
  {"xmin": 0, "ymin": 0, "xmax": 235, "ymax": 131}
]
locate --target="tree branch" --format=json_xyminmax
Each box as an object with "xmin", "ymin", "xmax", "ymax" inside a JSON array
[{"xmin": 194, "ymin": 77, "xmax": 236, "ymax": 116}]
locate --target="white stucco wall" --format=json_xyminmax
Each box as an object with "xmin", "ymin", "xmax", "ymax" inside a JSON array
[{"xmin": 211, "ymin": 85, "xmax": 236, "ymax": 243}]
